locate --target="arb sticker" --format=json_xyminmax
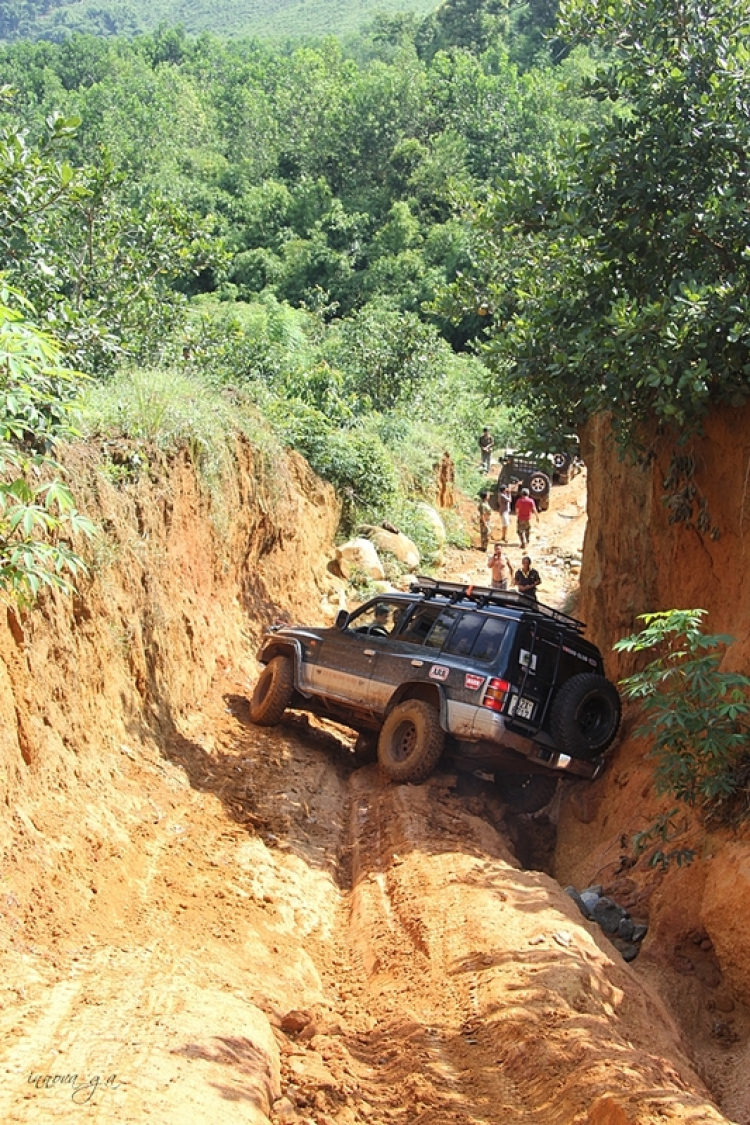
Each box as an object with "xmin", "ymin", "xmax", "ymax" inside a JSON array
[
  {"xmin": 464, "ymin": 673, "xmax": 485, "ymax": 691},
  {"xmin": 429, "ymin": 665, "xmax": 450, "ymax": 681}
]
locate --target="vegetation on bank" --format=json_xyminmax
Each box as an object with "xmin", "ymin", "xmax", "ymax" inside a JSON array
[
  {"xmin": 2, "ymin": 0, "xmax": 750, "ymax": 593},
  {"xmin": 616, "ymin": 610, "xmax": 750, "ymax": 843}
]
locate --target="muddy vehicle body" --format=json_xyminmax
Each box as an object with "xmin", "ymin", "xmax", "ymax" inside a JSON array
[{"xmin": 249, "ymin": 578, "xmax": 621, "ymax": 812}]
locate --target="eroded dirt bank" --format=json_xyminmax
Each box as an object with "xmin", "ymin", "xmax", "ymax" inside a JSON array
[{"xmin": 0, "ymin": 438, "xmax": 746, "ymax": 1123}]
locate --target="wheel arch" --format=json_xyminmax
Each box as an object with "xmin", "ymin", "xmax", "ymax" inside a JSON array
[
  {"xmin": 386, "ymin": 681, "xmax": 447, "ymax": 727},
  {"xmin": 257, "ymin": 639, "xmax": 303, "ymax": 681}
]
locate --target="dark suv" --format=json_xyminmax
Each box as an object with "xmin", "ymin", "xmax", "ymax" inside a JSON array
[
  {"xmin": 495, "ymin": 454, "xmax": 552, "ymax": 511},
  {"xmin": 249, "ymin": 578, "xmax": 621, "ymax": 812}
]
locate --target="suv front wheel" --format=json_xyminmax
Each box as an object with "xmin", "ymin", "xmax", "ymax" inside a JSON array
[
  {"xmin": 550, "ymin": 673, "xmax": 621, "ymax": 759},
  {"xmin": 378, "ymin": 700, "xmax": 445, "ymax": 783},
  {"xmin": 249, "ymin": 655, "xmax": 294, "ymax": 726}
]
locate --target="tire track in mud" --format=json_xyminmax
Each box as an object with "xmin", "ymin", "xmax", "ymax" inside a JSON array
[{"xmin": 326, "ymin": 767, "xmax": 731, "ymax": 1125}]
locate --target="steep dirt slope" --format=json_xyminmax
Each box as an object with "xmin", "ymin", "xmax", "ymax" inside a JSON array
[
  {"xmin": 553, "ymin": 408, "xmax": 750, "ymax": 1123},
  {"xmin": 0, "ymin": 438, "xmax": 745, "ymax": 1124}
]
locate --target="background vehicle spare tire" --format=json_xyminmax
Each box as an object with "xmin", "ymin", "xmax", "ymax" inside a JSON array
[
  {"xmin": 495, "ymin": 772, "xmax": 558, "ymax": 813},
  {"xmin": 248, "ymin": 655, "xmax": 294, "ymax": 726},
  {"xmin": 549, "ymin": 673, "xmax": 621, "ymax": 759},
  {"xmin": 377, "ymin": 700, "xmax": 445, "ymax": 783},
  {"xmin": 528, "ymin": 471, "xmax": 550, "ymax": 497}
]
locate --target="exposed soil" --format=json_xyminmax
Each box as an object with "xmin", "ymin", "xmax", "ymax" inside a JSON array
[{"xmin": 0, "ymin": 461, "xmax": 745, "ymax": 1124}]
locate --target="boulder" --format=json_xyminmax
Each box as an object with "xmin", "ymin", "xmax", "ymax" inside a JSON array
[
  {"xmin": 334, "ymin": 538, "xmax": 385, "ymax": 581},
  {"xmin": 360, "ymin": 526, "xmax": 420, "ymax": 571}
]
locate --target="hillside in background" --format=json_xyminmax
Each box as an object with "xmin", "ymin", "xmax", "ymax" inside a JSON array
[{"xmin": 0, "ymin": 0, "xmax": 439, "ymax": 42}]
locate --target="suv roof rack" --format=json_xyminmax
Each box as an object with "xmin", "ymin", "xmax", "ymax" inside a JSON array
[{"xmin": 410, "ymin": 575, "xmax": 586, "ymax": 633}]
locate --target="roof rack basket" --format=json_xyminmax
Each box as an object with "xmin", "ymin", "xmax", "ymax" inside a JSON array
[{"xmin": 410, "ymin": 575, "xmax": 586, "ymax": 633}]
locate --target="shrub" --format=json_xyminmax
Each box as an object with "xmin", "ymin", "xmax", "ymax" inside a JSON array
[{"xmin": 615, "ymin": 610, "xmax": 750, "ymax": 826}]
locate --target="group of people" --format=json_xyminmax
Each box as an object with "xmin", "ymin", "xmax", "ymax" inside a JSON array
[
  {"xmin": 487, "ymin": 543, "xmax": 541, "ymax": 600},
  {"xmin": 478, "ymin": 484, "xmax": 540, "ymax": 551},
  {"xmin": 477, "ymin": 425, "xmax": 542, "ymax": 600}
]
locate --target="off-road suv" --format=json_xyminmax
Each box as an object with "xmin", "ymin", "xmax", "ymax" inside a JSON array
[
  {"xmin": 249, "ymin": 578, "xmax": 621, "ymax": 812},
  {"xmin": 495, "ymin": 454, "xmax": 551, "ymax": 511}
]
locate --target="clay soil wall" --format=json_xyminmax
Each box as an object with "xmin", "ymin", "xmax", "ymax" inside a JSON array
[
  {"xmin": 0, "ymin": 438, "xmax": 340, "ymax": 900},
  {"xmin": 555, "ymin": 405, "xmax": 750, "ymax": 1028}
]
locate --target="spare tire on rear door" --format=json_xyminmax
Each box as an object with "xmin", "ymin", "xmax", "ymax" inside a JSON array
[
  {"xmin": 378, "ymin": 700, "xmax": 445, "ymax": 783},
  {"xmin": 549, "ymin": 673, "xmax": 621, "ymax": 760}
]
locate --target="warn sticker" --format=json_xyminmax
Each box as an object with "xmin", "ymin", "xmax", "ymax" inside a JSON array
[
  {"xmin": 464, "ymin": 673, "xmax": 485, "ymax": 691},
  {"xmin": 429, "ymin": 665, "xmax": 450, "ymax": 682}
]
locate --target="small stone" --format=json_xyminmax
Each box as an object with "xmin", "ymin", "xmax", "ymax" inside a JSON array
[
  {"xmin": 713, "ymin": 994, "xmax": 735, "ymax": 1013},
  {"xmin": 617, "ymin": 916, "xmax": 635, "ymax": 941},
  {"xmin": 580, "ymin": 891, "xmax": 600, "ymax": 914},
  {"xmin": 564, "ymin": 887, "xmax": 590, "ymax": 918},
  {"xmin": 281, "ymin": 1009, "xmax": 312, "ymax": 1034},
  {"xmin": 553, "ymin": 930, "xmax": 572, "ymax": 948},
  {"xmin": 272, "ymin": 1096, "xmax": 299, "ymax": 1123},
  {"xmin": 582, "ymin": 885, "xmax": 603, "ymax": 896},
  {"xmin": 632, "ymin": 924, "xmax": 648, "ymax": 943},
  {"xmin": 611, "ymin": 936, "xmax": 640, "ymax": 962},
  {"xmin": 592, "ymin": 896, "xmax": 627, "ymax": 935}
]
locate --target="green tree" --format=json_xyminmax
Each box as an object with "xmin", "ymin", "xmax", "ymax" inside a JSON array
[{"xmin": 458, "ymin": 0, "xmax": 750, "ymax": 450}]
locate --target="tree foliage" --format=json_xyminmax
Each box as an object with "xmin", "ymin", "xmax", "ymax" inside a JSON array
[
  {"xmin": 615, "ymin": 610, "xmax": 750, "ymax": 826},
  {"xmin": 455, "ymin": 0, "xmax": 750, "ymax": 451}
]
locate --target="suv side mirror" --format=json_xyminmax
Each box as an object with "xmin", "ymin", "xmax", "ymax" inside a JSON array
[{"xmin": 335, "ymin": 609, "xmax": 349, "ymax": 630}]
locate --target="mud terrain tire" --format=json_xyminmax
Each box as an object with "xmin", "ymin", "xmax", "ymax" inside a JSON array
[
  {"xmin": 378, "ymin": 700, "xmax": 445, "ymax": 783},
  {"xmin": 495, "ymin": 772, "xmax": 558, "ymax": 813},
  {"xmin": 550, "ymin": 673, "xmax": 621, "ymax": 759},
  {"xmin": 249, "ymin": 656, "xmax": 294, "ymax": 726}
]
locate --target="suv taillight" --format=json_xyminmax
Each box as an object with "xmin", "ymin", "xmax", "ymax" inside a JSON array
[{"xmin": 483, "ymin": 678, "xmax": 510, "ymax": 712}]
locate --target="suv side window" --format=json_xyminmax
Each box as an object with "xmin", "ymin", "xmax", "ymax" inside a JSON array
[
  {"xmin": 444, "ymin": 612, "xmax": 508, "ymax": 662},
  {"xmin": 424, "ymin": 607, "xmax": 461, "ymax": 650},
  {"xmin": 398, "ymin": 604, "xmax": 445, "ymax": 645}
]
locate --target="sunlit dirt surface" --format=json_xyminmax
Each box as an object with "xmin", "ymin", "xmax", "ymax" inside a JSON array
[{"xmin": 0, "ymin": 472, "xmax": 739, "ymax": 1124}]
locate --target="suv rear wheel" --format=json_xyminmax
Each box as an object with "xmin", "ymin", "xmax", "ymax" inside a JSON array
[
  {"xmin": 550, "ymin": 673, "xmax": 621, "ymax": 759},
  {"xmin": 249, "ymin": 655, "xmax": 294, "ymax": 726},
  {"xmin": 378, "ymin": 700, "xmax": 445, "ymax": 783}
]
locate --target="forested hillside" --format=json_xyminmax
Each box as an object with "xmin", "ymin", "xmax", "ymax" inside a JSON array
[
  {"xmin": 0, "ymin": 0, "xmax": 602, "ymax": 579},
  {"xmin": 0, "ymin": 0, "xmax": 555, "ymax": 46}
]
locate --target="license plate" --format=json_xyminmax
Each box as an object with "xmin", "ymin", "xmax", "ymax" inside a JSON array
[{"xmin": 509, "ymin": 695, "xmax": 535, "ymax": 720}]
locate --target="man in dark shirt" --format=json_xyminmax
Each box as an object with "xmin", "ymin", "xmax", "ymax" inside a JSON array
[
  {"xmin": 514, "ymin": 556, "xmax": 541, "ymax": 600},
  {"xmin": 478, "ymin": 427, "xmax": 494, "ymax": 474}
]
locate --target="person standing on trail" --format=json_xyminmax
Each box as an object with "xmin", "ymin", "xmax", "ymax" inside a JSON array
[
  {"xmin": 515, "ymin": 556, "xmax": 541, "ymax": 600},
  {"xmin": 478, "ymin": 427, "xmax": 494, "ymax": 474},
  {"xmin": 514, "ymin": 487, "xmax": 539, "ymax": 547},
  {"xmin": 478, "ymin": 490, "xmax": 492, "ymax": 551},
  {"xmin": 487, "ymin": 543, "xmax": 513, "ymax": 590},
  {"xmin": 437, "ymin": 450, "xmax": 455, "ymax": 509},
  {"xmin": 496, "ymin": 484, "xmax": 511, "ymax": 542}
]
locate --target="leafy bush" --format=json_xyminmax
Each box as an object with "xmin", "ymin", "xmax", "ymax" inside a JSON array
[
  {"xmin": 615, "ymin": 610, "xmax": 750, "ymax": 826},
  {"xmin": 0, "ymin": 287, "xmax": 94, "ymax": 604},
  {"xmin": 267, "ymin": 400, "xmax": 400, "ymax": 528}
]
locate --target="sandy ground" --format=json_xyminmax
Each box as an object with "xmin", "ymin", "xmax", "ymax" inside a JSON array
[{"xmin": 0, "ymin": 473, "xmax": 738, "ymax": 1124}]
